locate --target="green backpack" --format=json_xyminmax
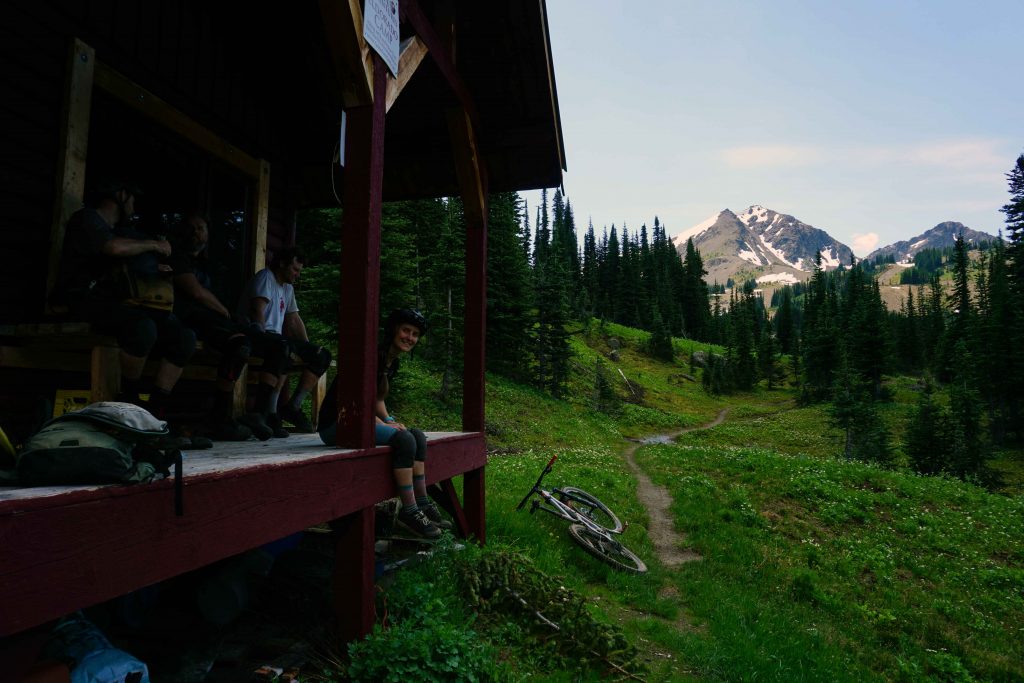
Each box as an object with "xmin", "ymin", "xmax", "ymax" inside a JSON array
[
  {"xmin": 4, "ymin": 402, "xmax": 183, "ymax": 512},
  {"xmin": 17, "ymin": 419, "xmax": 156, "ymax": 485}
]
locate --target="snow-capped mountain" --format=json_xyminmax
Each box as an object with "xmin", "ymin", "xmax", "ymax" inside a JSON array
[
  {"xmin": 671, "ymin": 205, "xmax": 854, "ymax": 287},
  {"xmin": 866, "ymin": 221, "xmax": 995, "ymax": 263}
]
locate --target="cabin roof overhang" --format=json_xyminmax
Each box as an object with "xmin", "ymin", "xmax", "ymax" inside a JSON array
[{"xmin": 197, "ymin": 0, "xmax": 565, "ymax": 204}]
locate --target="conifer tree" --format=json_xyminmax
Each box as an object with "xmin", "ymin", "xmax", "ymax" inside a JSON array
[
  {"xmin": 603, "ymin": 225, "xmax": 620, "ymax": 321},
  {"xmin": 999, "ymin": 154, "xmax": 1024, "ymax": 438},
  {"xmin": 947, "ymin": 339, "xmax": 987, "ymax": 480},
  {"xmin": 979, "ymin": 235, "xmax": 1014, "ymax": 442},
  {"xmin": 829, "ymin": 353, "xmax": 891, "ymax": 463},
  {"xmin": 801, "ymin": 252, "xmax": 838, "ymax": 402},
  {"xmin": 426, "ymin": 198, "xmax": 466, "ymax": 395},
  {"xmin": 773, "ymin": 286, "xmax": 797, "ymax": 355},
  {"xmin": 646, "ymin": 305, "xmax": 674, "ymax": 361},
  {"xmin": 681, "ymin": 238, "xmax": 710, "ymax": 340},
  {"xmin": 593, "ymin": 359, "xmax": 622, "ymax": 415},
  {"xmin": 906, "ymin": 382, "xmax": 949, "ymax": 475},
  {"xmin": 894, "ymin": 288, "xmax": 922, "ymax": 374},
  {"xmin": 486, "ymin": 193, "xmax": 532, "ymax": 381},
  {"xmin": 581, "ymin": 220, "xmax": 599, "ymax": 317},
  {"xmin": 728, "ymin": 287, "xmax": 758, "ymax": 390}
]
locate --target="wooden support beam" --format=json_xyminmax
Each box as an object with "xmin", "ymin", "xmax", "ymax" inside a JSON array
[
  {"xmin": 90, "ymin": 345, "xmax": 120, "ymax": 404},
  {"xmin": 94, "ymin": 63, "xmax": 260, "ymax": 178},
  {"xmin": 384, "ymin": 36, "xmax": 428, "ymax": 112},
  {"xmin": 335, "ymin": 55, "xmax": 388, "ymax": 449},
  {"xmin": 252, "ymin": 159, "xmax": 270, "ymax": 275},
  {"xmin": 446, "ymin": 107, "xmax": 488, "ymax": 433},
  {"xmin": 464, "ymin": 467, "xmax": 486, "ymax": 543},
  {"xmin": 319, "ymin": 0, "xmax": 375, "ymax": 108},
  {"xmin": 400, "ymin": 0, "xmax": 482, "ymax": 134},
  {"xmin": 46, "ymin": 38, "xmax": 95, "ymax": 313},
  {"xmin": 331, "ymin": 506, "xmax": 375, "ymax": 643}
]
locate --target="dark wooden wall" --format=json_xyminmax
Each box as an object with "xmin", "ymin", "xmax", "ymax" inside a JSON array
[{"xmin": 0, "ymin": 0, "xmax": 321, "ymax": 324}]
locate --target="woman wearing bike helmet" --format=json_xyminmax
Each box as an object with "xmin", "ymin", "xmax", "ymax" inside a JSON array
[{"xmin": 319, "ymin": 308, "xmax": 450, "ymax": 538}]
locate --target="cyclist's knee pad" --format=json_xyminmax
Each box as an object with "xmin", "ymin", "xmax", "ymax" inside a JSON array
[
  {"xmin": 120, "ymin": 317, "xmax": 158, "ymax": 357},
  {"xmin": 163, "ymin": 325, "xmax": 197, "ymax": 367},
  {"xmin": 388, "ymin": 429, "xmax": 416, "ymax": 469},
  {"xmin": 261, "ymin": 336, "xmax": 291, "ymax": 376},
  {"xmin": 409, "ymin": 427, "xmax": 427, "ymax": 462},
  {"xmin": 308, "ymin": 346, "xmax": 332, "ymax": 377},
  {"xmin": 218, "ymin": 335, "xmax": 251, "ymax": 381}
]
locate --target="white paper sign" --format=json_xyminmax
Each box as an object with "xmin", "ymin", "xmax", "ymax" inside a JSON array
[{"xmin": 363, "ymin": 0, "xmax": 400, "ymax": 77}]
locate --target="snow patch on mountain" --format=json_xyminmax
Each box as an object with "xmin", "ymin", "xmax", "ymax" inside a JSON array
[
  {"xmin": 673, "ymin": 212, "xmax": 720, "ymax": 246},
  {"xmin": 820, "ymin": 248, "xmax": 841, "ymax": 268},
  {"xmin": 757, "ymin": 272, "xmax": 800, "ymax": 285},
  {"xmin": 759, "ymin": 235, "xmax": 800, "ymax": 269},
  {"xmin": 738, "ymin": 247, "xmax": 763, "ymax": 266}
]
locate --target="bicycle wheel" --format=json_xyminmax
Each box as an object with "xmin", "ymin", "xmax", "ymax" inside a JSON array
[
  {"xmin": 556, "ymin": 487, "xmax": 624, "ymax": 534},
  {"xmin": 567, "ymin": 524, "xmax": 647, "ymax": 574}
]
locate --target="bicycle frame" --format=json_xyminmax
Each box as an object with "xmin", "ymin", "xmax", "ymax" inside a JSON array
[
  {"xmin": 516, "ymin": 456, "xmax": 617, "ymax": 538},
  {"xmin": 516, "ymin": 455, "xmax": 647, "ymax": 573}
]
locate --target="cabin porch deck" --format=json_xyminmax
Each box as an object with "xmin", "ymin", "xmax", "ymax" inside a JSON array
[{"xmin": 0, "ymin": 431, "xmax": 486, "ymax": 639}]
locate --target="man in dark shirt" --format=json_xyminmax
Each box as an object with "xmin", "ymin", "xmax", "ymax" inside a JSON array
[
  {"xmin": 169, "ymin": 213, "xmax": 289, "ymax": 441},
  {"xmin": 53, "ymin": 180, "xmax": 195, "ymax": 417}
]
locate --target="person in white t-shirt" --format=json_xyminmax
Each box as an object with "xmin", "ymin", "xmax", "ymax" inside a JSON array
[{"xmin": 236, "ymin": 247, "xmax": 330, "ymax": 437}]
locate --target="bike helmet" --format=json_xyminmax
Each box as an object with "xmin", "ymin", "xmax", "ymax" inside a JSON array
[
  {"xmin": 386, "ymin": 308, "xmax": 428, "ymax": 337},
  {"xmin": 91, "ymin": 179, "xmax": 143, "ymax": 200}
]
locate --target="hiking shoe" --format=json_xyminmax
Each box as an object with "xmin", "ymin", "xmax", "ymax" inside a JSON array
[
  {"xmin": 239, "ymin": 413, "xmax": 274, "ymax": 441},
  {"xmin": 279, "ymin": 404, "xmax": 314, "ymax": 433},
  {"xmin": 265, "ymin": 413, "xmax": 290, "ymax": 439},
  {"xmin": 421, "ymin": 502, "xmax": 454, "ymax": 530},
  {"xmin": 396, "ymin": 507, "xmax": 441, "ymax": 539},
  {"xmin": 210, "ymin": 418, "xmax": 252, "ymax": 441}
]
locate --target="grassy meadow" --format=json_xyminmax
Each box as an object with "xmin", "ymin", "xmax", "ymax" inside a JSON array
[{"xmin": 350, "ymin": 321, "xmax": 1024, "ymax": 682}]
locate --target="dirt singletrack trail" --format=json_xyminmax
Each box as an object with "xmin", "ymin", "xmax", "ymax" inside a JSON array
[{"xmin": 623, "ymin": 409, "xmax": 729, "ymax": 567}]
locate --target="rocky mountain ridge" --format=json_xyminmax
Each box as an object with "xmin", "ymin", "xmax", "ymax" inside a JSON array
[
  {"xmin": 671, "ymin": 206, "xmax": 996, "ymax": 287},
  {"xmin": 865, "ymin": 221, "xmax": 996, "ymax": 263}
]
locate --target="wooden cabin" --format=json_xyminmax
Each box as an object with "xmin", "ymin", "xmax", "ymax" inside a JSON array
[{"xmin": 0, "ymin": 0, "xmax": 565, "ymax": 666}]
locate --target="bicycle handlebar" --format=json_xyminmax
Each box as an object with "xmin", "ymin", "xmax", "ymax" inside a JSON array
[{"xmin": 515, "ymin": 455, "xmax": 559, "ymax": 510}]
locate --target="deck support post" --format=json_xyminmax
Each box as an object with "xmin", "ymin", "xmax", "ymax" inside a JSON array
[
  {"xmin": 446, "ymin": 105, "xmax": 488, "ymax": 543},
  {"xmin": 335, "ymin": 53, "xmax": 387, "ymax": 450},
  {"xmin": 331, "ymin": 506, "xmax": 376, "ymax": 643}
]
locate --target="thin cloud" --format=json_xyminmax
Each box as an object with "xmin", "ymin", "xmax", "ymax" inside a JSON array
[
  {"xmin": 721, "ymin": 138, "xmax": 1008, "ymax": 172},
  {"xmin": 852, "ymin": 232, "xmax": 880, "ymax": 255},
  {"xmin": 721, "ymin": 145, "xmax": 823, "ymax": 168},
  {"xmin": 854, "ymin": 139, "xmax": 1006, "ymax": 170}
]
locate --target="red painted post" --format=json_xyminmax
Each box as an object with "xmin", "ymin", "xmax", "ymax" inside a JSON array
[
  {"xmin": 462, "ymin": 197, "xmax": 487, "ymax": 433},
  {"xmin": 462, "ymin": 185, "xmax": 487, "ymax": 540},
  {"xmin": 335, "ymin": 54, "xmax": 388, "ymax": 449},
  {"xmin": 331, "ymin": 506, "xmax": 375, "ymax": 642},
  {"xmin": 464, "ymin": 466, "xmax": 486, "ymax": 544}
]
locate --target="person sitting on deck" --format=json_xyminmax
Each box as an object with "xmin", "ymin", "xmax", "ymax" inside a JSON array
[
  {"xmin": 235, "ymin": 246, "xmax": 330, "ymax": 437},
  {"xmin": 52, "ymin": 179, "xmax": 196, "ymax": 419},
  {"xmin": 317, "ymin": 308, "xmax": 452, "ymax": 539},
  {"xmin": 169, "ymin": 212, "xmax": 291, "ymax": 441}
]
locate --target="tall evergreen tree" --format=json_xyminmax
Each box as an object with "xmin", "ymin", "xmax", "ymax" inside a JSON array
[
  {"xmin": 829, "ymin": 353, "xmax": 891, "ymax": 463},
  {"xmin": 1000, "ymin": 153, "xmax": 1024, "ymax": 438},
  {"xmin": 801, "ymin": 252, "xmax": 838, "ymax": 402},
  {"xmin": 681, "ymin": 238, "xmax": 710, "ymax": 340},
  {"xmin": 906, "ymin": 382, "xmax": 949, "ymax": 475},
  {"xmin": 581, "ymin": 219, "xmax": 599, "ymax": 317},
  {"xmin": 486, "ymin": 193, "xmax": 532, "ymax": 381},
  {"xmin": 773, "ymin": 286, "xmax": 797, "ymax": 355}
]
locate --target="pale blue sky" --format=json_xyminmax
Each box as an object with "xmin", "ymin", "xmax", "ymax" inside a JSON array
[{"xmin": 524, "ymin": 0, "xmax": 1022, "ymax": 255}]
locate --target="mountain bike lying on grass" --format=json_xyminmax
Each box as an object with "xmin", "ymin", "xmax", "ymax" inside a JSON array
[{"xmin": 516, "ymin": 455, "xmax": 647, "ymax": 573}]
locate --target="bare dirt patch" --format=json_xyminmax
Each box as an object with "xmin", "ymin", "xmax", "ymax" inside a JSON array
[{"xmin": 624, "ymin": 409, "xmax": 729, "ymax": 567}]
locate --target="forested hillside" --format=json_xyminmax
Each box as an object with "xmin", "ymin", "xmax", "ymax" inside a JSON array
[
  {"xmin": 297, "ymin": 153, "xmax": 1024, "ymax": 487},
  {"xmin": 298, "ymin": 155, "xmax": 1024, "ymax": 681}
]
